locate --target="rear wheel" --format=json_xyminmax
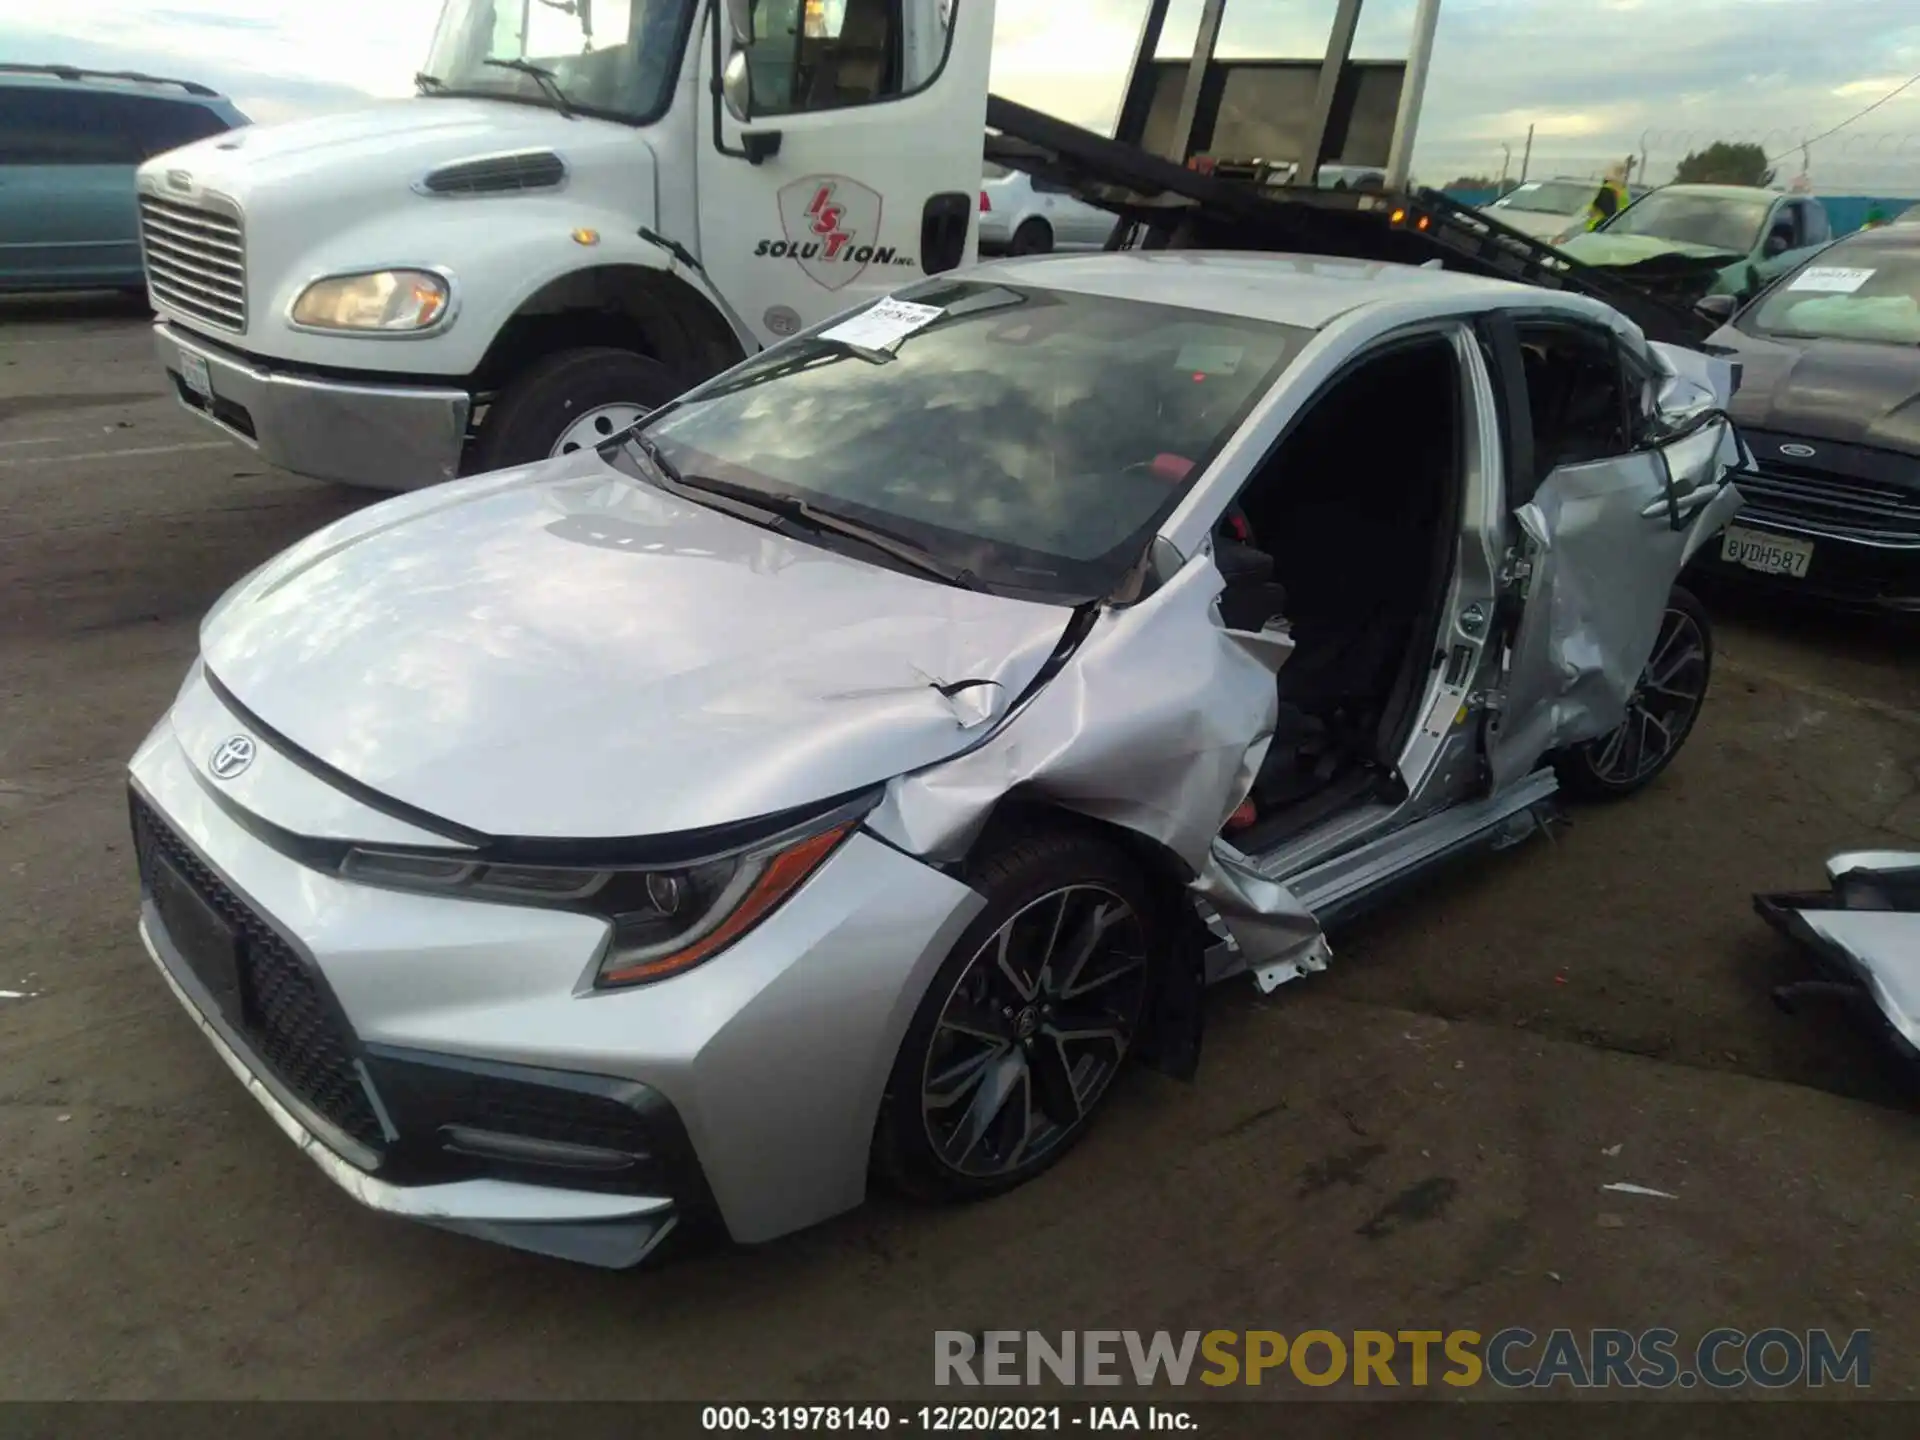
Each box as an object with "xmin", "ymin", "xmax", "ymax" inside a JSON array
[
  {"xmin": 1553, "ymin": 585, "xmax": 1713, "ymax": 800},
  {"xmin": 872, "ymin": 829, "xmax": 1159, "ymax": 1201},
  {"xmin": 467, "ymin": 347, "xmax": 682, "ymax": 475},
  {"xmin": 1009, "ymin": 219, "xmax": 1053, "ymax": 256}
]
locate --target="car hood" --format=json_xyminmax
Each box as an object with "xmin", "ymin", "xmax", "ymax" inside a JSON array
[
  {"xmin": 1717, "ymin": 327, "xmax": 1920, "ymax": 459},
  {"xmin": 137, "ymin": 101, "xmax": 652, "ymax": 282},
  {"xmin": 143, "ymin": 99, "xmax": 618, "ymax": 200},
  {"xmin": 198, "ymin": 455, "xmax": 1077, "ymax": 841},
  {"xmin": 1558, "ymin": 231, "xmax": 1740, "ymax": 265}
]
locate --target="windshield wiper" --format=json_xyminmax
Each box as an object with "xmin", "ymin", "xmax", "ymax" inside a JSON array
[
  {"xmin": 624, "ymin": 442, "xmax": 984, "ymax": 591},
  {"xmin": 414, "ymin": 71, "xmax": 448, "ymax": 93},
  {"xmin": 483, "ymin": 57, "xmax": 574, "ymax": 118}
]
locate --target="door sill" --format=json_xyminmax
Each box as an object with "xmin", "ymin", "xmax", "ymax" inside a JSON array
[
  {"xmin": 1231, "ymin": 768, "xmax": 1389, "ymax": 853},
  {"xmin": 1253, "ymin": 768, "xmax": 1560, "ymax": 924}
]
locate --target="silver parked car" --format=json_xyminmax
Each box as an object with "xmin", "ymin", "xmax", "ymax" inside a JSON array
[
  {"xmin": 129, "ymin": 253, "xmax": 1746, "ymax": 1268},
  {"xmin": 979, "ymin": 161, "xmax": 1116, "ymax": 253}
]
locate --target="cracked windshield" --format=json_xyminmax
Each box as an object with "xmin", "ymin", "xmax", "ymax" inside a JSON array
[
  {"xmin": 636, "ymin": 280, "xmax": 1308, "ymax": 595},
  {"xmin": 1603, "ymin": 190, "xmax": 1772, "ymax": 254}
]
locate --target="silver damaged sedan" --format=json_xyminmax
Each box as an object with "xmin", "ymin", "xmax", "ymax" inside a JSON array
[{"xmin": 130, "ymin": 253, "xmax": 1749, "ymax": 1268}]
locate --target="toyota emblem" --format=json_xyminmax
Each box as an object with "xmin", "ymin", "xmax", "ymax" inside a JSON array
[
  {"xmin": 1779, "ymin": 443, "xmax": 1817, "ymax": 458},
  {"xmin": 209, "ymin": 735, "xmax": 256, "ymax": 780}
]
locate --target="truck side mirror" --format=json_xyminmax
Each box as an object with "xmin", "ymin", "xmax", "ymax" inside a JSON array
[
  {"xmin": 724, "ymin": 0, "xmax": 754, "ymax": 47},
  {"xmin": 722, "ymin": 48, "xmax": 753, "ymax": 123}
]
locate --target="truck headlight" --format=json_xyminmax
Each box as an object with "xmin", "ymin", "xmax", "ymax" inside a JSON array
[{"xmin": 290, "ymin": 269, "xmax": 451, "ymax": 332}]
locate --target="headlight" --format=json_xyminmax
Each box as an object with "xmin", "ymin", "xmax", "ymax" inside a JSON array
[
  {"xmin": 290, "ymin": 269, "xmax": 450, "ymax": 332},
  {"xmin": 339, "ymin": 815, "xmax": 858, "ymax": 988}
]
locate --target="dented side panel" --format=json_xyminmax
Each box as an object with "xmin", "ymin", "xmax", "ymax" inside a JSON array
[
  {"xmin": 868, "ymin": 552, "xmax": 1329, "ymax": 970},
  {"xmin": 1487, "ymin": 344, "xmax": 1747, "ymax": 790}
]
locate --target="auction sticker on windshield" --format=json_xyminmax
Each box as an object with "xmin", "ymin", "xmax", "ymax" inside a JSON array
[
  {"xmin": 820, "ymin": 298, "xmax": 944, "ymax": 350},
  {"xmin": 1787, "ymin": 267, "xmax": 1875, "ymax": 294},
  {"xmin": 1176, "ymin": 341, "xmax": 1244, "ymax": 376}
]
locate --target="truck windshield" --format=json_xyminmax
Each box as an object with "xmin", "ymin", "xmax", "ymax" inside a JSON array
[
  {"xmin": 628, "ymin": 279, "xmax": 1311, "ymax": 599},
  {"xmin": 1601, "ymin": 192, "xmax": 1771, "ymax": 255},
  {"xmin": 420, "ymin": 0, "xmax": 695, "ymax": 124}
]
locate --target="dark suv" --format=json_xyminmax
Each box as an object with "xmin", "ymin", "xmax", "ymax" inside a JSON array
[{"xmin": 0, "ymin": 63, "xmax": 248, "ymax": 292}]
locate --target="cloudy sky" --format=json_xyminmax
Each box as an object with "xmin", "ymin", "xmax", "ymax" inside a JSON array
[{"xmin": 3, "ymin": 0, "xmax": 1919, "ymax": 187}]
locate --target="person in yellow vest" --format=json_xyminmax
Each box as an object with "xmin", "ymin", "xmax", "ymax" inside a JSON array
[{"xmin": 1582, "ymin": 160, "xmax": 1633, "ymax": 231}]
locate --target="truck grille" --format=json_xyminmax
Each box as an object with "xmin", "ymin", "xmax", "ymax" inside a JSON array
[
  {"xmin": 139, "ymin": 194, "xmax": 247, "ymax": 333},
  {"xmin": 1736, "ymin": 467, "xmax": 1920, "ymax": 545},
  {"xmin": 131, "ymin": 793, "xmax": 386, "ymax": 1155}
]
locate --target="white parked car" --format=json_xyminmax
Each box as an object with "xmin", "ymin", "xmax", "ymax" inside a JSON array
[
  {"xmin": 978, "ymin": 162, "xmax": 1115, "ymax": 253},
  {"xmin": 1481, "ymin": 178, "xmax": 1605, "ymax": 241}
]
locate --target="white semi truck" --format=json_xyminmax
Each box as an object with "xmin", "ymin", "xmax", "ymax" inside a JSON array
[
  {"xmin": 136, "ymin": 0, "xmax": 986, "ymax": 489},
  {"xmin": 136, "ymin": 0, "xmax": 1707, "ymax": 492}
]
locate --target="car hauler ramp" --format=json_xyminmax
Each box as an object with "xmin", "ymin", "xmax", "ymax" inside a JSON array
[
  {"xmin": 980, "ymin": 0, "xmax": 1713, "ymax": 347},
  {"xmin": 982, "ymin": 94, "xmax": 1712, "ymax": 348}
]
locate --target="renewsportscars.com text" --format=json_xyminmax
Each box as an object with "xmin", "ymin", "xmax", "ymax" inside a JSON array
[{"xmin": 934, "ymin": 1328, "xmax": 1871, "ymax": 1390}]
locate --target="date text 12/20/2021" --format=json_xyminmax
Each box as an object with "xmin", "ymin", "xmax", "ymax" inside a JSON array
[{"xmin": 701, "ymin": 1408, "xmax": 1194, "ymax": 1432}]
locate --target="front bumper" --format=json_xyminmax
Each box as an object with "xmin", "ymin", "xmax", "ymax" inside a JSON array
[
  {"xmin": 153, "ymin": 321, "xmax": 470, "ymax": 491},
  {"xmin": 1689, "ymin": 513, "xmax": 1920, "ymax": 613},
  {"xmin": 138, "ymin": 906, "xmax": 684, "ymax": 1267},
  {"xmin": 129, "ymin": 683, "xmax": 984, "ymax": 1265}
]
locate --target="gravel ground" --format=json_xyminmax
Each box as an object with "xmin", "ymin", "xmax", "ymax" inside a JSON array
[{"xmin": 2, "ymin": 294, "xmax": 1917, "ymax": 1405}]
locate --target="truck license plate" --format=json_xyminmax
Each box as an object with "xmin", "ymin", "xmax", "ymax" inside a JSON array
[
  {"xmin": 1721, "ymin": 525, "xmax": 1812, "ymax": 578},
  {"xmin": 179, "ymin": 350, "xmax": 213, "ymax": 401}
]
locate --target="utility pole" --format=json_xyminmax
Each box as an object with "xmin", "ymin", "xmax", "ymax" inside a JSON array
[
  {"xmin": 1384, "ymin": 0, "xmax": 1443, "ymax": 190},
  {"xmin": 1499, "ymin": 142, "xmax": 1511, "ymax": 188},
  {"xmin": 1519, "ymin": 121, "xmax": 1533, "ymax": 183}
]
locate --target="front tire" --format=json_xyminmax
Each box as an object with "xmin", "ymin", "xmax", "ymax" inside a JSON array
[
  {"xmin": 467, "ymin": 347, "xmax": 682, "ymax": 475},
  {"xmin": 872, "ymin": 828, "xmax": 1160, "ymax": 1202},
  {"xmin": 1553, "ymin": 584, "xmax": 1713, "ymax": 800}
]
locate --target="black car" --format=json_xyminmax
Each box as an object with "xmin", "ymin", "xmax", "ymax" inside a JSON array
[{"xmin": 1697, "ymin": 224, "xmax": 1920, "ymax": 613}]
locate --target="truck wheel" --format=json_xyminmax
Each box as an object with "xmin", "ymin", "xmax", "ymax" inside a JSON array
[
  {"xmin": 468, "ymin": 347, "xmax": 682, "ymax": 474},
  {"xmin": 871, "ymin": 828, "xmax": 1159, "ymax": 1203},
  {"xmin": 1009, "ymin": 219, "xmax": 1053, "ymax": 256},
  {"xmin": 1552, "ymin": 585, "xmax": 1713, "ymax": 800}
]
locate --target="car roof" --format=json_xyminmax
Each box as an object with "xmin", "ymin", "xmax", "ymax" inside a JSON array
[
  {"xmin": 1828, "ymin": 221, "xmax": 1920, "ymax": 250},
  {"xmin": 0, "ymin": 63, "xmax": 228, "ymax": 103},
  {"xmin": 963, "ymin": 249, "xmax": 1548, "ymax": 331}
]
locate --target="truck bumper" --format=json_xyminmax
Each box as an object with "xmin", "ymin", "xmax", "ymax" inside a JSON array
[{"xmin": 153, "ymin": 321, "xmax": 471, "ymax": 491}]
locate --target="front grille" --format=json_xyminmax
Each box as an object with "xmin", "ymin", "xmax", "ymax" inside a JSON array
[
  {"xmin": 131, "ymin": 795, "xmax": 385, "ymax": 1152},
  {"xmin": 1735, "ymin": 466, "xmax": 1920, "ymax": 544},
  {"xmin": 139, "ymin": 194, "xmax": 247, "ymax": 333}
]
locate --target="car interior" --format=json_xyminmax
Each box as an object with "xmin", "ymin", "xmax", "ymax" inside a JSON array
[{"xmin": 1210, "ymin": 336, "xmax": 1466, "ymax": 849}]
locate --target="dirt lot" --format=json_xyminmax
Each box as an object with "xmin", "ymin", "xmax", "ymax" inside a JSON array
[{"xmin": 3, "ymin": 295, "xmax": 1918, "ymax": 1405}]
